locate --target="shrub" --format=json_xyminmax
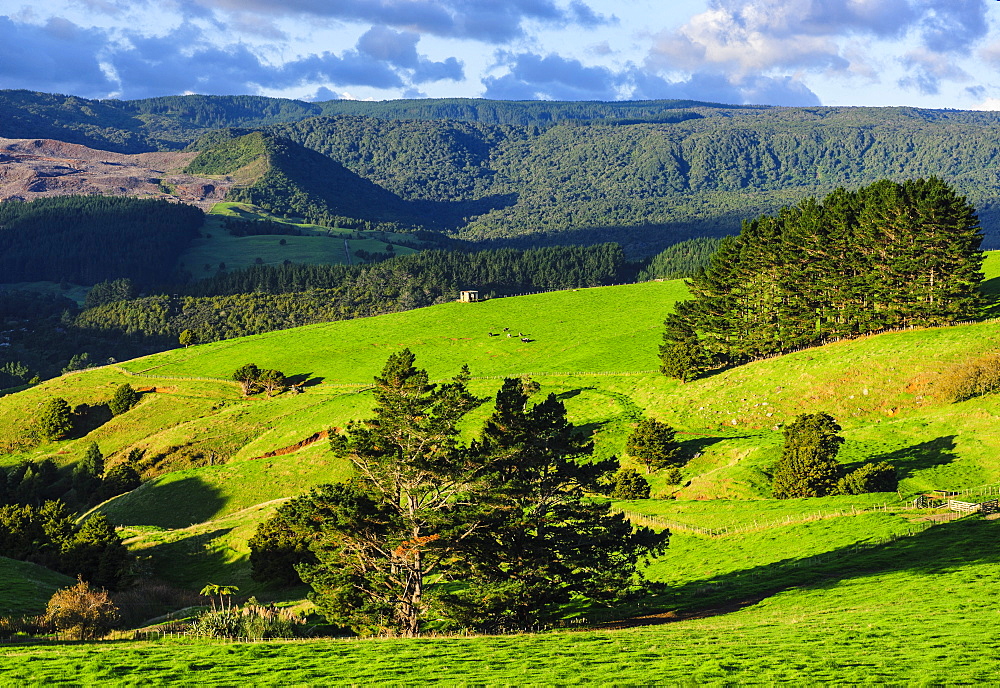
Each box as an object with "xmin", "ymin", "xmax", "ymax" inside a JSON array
[
  {"xmin": 37, "ymin": 397, "xmax": 74, "ymax": 441},
  {"xmin": 611, "ymin": 469, "xmax": 651, "ymax": 499},
  {"xmin": 662, "ymin": 467, "xmax": 683, "ymax": 485},
  {"xmin": 838, "ymin": 462, "xmax": 898, "ymax": 495},
  {"xmin": 100, "ymin": 463, "xmax": 142, "ymax": 501},
  {"xmin": 45, "ymin": 577, "xmax": 119, "ymax": 640},
  {"xmin": 937, "ymin": 352, "xmax": 1000, "ymax": 403},
  {"xmin": 188, "ymin": 600, "xmax": 304, "ymax": 640},
  {"xmin": 772, "ymin": 413, "xmax": 844, "ymax": 499},
  {"xmin": 108, "ymin": 384, "xmax": 139, "ymax": 416}
]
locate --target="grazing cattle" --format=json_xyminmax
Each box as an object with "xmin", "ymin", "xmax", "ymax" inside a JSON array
[
  {"xmin": 521, "ymin": 337, "xmax": 532, "ymax": 343},
  {"xmin": 503, "ymin": 327, "xmax": 509, "ymax": 331},
  {"xmin": 507, "ymin": 333, "xmax": 512, "ymax": 337},
  {"xmin": 487, "ymin": 332, "xmax": 498, "ymax": 336}
]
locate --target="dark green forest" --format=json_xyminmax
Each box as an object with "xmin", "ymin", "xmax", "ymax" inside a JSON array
[
  {"xmin": 0, "ymin": 196, "xmax": 203, "ymax": 285},
  {"xmin": 661, "ymin": 178, "xmax": 984, "ymax": 378}
]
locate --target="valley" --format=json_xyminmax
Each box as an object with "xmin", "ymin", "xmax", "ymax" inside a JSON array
[{"xmin": 2, "ymin": 90, "xmax": 1000, "ymax": 683}]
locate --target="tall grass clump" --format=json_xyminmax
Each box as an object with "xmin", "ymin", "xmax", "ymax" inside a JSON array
[
  {"xmin": 188, "ymin": 598, "xmax": 305, "ymax": 640},
  {"xmin": 937, "ymin": 352, "xmax": 1000, "ymax": 402}
]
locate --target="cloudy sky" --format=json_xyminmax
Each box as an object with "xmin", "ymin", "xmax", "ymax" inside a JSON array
[{"xmin": 2, "ymin": 0, "xmax": 999, "ymax": 109}]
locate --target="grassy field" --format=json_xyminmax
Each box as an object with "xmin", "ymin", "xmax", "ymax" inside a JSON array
[
  {"xmin": 0, "ymin": 256, "xmax": 999, "ymax": 682},
  {"xmin": 174, "ymin": 203, "xmax": 419, "ymax": 275},
  {"xmin": 3, "ymin": 515, "xmax": 1000, "ymax": 684}
]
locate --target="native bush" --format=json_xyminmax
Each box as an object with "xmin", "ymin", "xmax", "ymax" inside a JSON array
[
  {"xmin": 838, "ymin": 462, "xmax": 898, "ymax": 495},
  {"xmin": 936, "ymin": 352, "xmax": 1000, "ymax": 403},
  {"xmin": 45, "ymin": 577, "xmax": 119, "ymax": 640},
  {"xmin": 611, "ymin": 469, "xmax": 651, "ymax": 499},
  {"xmin": 188, "ymin": 599, "xmax": 304, "ymax": 640}
]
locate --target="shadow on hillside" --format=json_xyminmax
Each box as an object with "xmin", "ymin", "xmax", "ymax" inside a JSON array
[
  {"xmin": 287, "ymin": 372, "xmax": 324, "ymax": 388},
  {"xmin": 114, "ymin": 476, "xmax": 227, "ymax": 529},
  {"xmin": 865, "ymin": 435, "xmax": 958, "ymax": 480},
  {"xmin": 144, "ymin": 525, "xmax": 243, "ymax": 590},
  {"xmin": 653, "ymin": 514, "xmax": 1000, "ymax": 618},
  {"xmin": 678, "ymin": 434, "xmax": 755, "ymax": 458},
  {"xmin": 556, "ymin": 387, "xmax": 593, "ymax": 401}
]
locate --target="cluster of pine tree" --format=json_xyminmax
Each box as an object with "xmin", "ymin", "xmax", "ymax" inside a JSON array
[
  {"xmin": 0, "ymin": 196, "xmax": 203, "ymax": 286},
  {"xmin": 661, "ymin": 178, "xmax": 984, "ymax": 378},
  {"xmin": 249, "ymin": 352, "xmax": 666, "ymax": 637}
]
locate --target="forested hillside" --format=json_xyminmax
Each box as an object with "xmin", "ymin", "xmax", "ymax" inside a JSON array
[
  {"xmin": 5, "ymin": 91, "xmax": 1000, "ymax": 252},
  {"xmin": 661, "ymin": 178, "xmax": 984, "ymax": 379}
]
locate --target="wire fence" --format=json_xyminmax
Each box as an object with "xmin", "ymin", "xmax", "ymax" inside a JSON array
[{"xmin": 617, "ymin": 483, "xmax": 1000, "ymax": 538}]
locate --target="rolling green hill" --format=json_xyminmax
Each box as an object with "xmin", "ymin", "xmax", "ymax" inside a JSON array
[{"xmin": 2, "ymin": 254, "xmax": 1000, "ymax": 681}]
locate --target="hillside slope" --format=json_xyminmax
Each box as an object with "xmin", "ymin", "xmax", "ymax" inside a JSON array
[
  {"xmin": 5, "ymin": 91, "xmax": 1000, "ymax": 252},
  {"xmin": 2, "ymin": 260, "xmax": 999, "ymax": 604}
]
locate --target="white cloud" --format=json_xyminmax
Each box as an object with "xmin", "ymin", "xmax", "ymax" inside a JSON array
[{"xmin": 972, "ymin": 97, "xmax": 1000, "ymax": 112}]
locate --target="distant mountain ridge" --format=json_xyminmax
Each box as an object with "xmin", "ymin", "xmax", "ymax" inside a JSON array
[{"xmin": 4, "ymin": 90, "xmax": 1000, "ymax": 252}]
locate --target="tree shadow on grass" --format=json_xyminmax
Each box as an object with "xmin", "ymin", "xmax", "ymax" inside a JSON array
[
  {"xmin": 678, "ymin": 434, "xmax": 755, "ymax": 459},
  {"xmin": 140, "ymin": 526, "xmax": 244, "ymax": 591},
  {"xmin": 555, "ymin": 387, "xmax": 594, "ymax": 401},
  {"xmin": 642, "ymin": 513, "xmax": 1000, "ymax": 621},
  {"xmin": 286, "ymin": 372, "xmax": 324, "ymax": 388},
  {"xmin": 102, "ymin": 476, "xmax": 227, "ymax": 529},
  {"xmin": 842, "ymin": 435, "xmax": 958, "ymax": 480}
]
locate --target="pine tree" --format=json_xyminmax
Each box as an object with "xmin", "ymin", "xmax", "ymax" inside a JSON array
[
  {"xmin": 445, "ymin": 378, "xmax": 666, "ymax": 631},
  {"xmin": 771, "ymin": 413, "xmax": 844, "ymax": 499},
  {"xmin": 291, "ymin": 349, "xmax": 484, "ymax": 637},
  {"xmin": 38, "ymin": 398, "xmax": 74, "ymax": 441},
  {"xmin": 108, "ymin": 383, "xmax": 138, "ymax": 416}
]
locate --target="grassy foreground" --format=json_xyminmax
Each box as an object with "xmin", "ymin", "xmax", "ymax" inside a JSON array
[{"xmin": 3, "ymin": 516, "xmax": 999, "ymax": 684}]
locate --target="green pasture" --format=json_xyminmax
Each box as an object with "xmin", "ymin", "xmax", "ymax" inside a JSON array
[
  {"xmin": 619, "ymin": 493, "xmax": 902, "ymax": 531},
  {"xmin": 0, "ymin": 557, "xmax": 73, "ymax": 616},
  {"xmin": 119, "ymin": 280, "xmax": 690, "ymax": 383},
  {"xmin": 4, "ymin": 516, "xmax": 1000, "ymax": 684},
  {"xmin": 175, "ymin": 203, "xmax": 419, "ymax": 275},
  {"xmin": 100, "ymin": 451, "xmax": 351, "ymax": 529}
]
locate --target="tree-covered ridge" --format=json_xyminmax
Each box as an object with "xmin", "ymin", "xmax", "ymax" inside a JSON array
[
  {"xmin": 0, "ymin": 196, "xmax": 203, "ymax": 286},
  {"xmin": 661, "ymin": 178, "xmax": 984, "ymax": 376},
  {"xmin": 267, "ymin": 116, "xmax": 520, "ymax": 203},
  {"xmin": 184, "ymin": 111, "xmax": 1000, "ymax": 251},
  {"xmin": 185, "ymin": 130, "xmax": 422, "ymax": 231},
  {"xmin": 7, "ymin": 90, "xmax": 1000, "ymax": 251},
  {"xmin": 74, "ymin": 244, "xmax": 629, "ymax": 343}
]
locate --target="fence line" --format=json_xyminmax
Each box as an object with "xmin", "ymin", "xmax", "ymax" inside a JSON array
[{"xmin": 619, "ymin": 500, "xmax": 937, "ymax": 538}]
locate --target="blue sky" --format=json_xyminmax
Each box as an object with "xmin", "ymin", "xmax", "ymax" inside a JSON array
[{"xmin": 1, "ymin": 0, "xmax": 999, "ymax": 108}]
